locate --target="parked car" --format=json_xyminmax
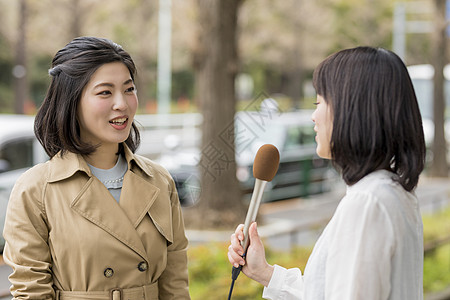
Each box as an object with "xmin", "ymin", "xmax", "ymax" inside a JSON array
[
  {"xmin": 407, "ymin": 64, "xmax": 450, "ymax": 146},
  {"xmin": 0, "ymin": 115, "xmax": 48, "ymax": 250},
  {"xmin": 156, "ymin": 110, "xmax": 338, "ymax": 206},
  {"xmin": 236, "ymin": 110, "xmax": 337, "ymax": 202}
]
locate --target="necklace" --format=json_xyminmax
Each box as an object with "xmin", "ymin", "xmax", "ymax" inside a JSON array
[{"xmin": 102, "ymin": 176, "xmax": 124, "ymax": 184}]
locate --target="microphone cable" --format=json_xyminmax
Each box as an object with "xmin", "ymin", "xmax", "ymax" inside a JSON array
[{"xmin": 227, "ymin": 265, "xmax": 242, "ymax": 300}]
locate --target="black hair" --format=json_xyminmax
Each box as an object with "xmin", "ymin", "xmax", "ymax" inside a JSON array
[
  {"xmin": 35, "ymin": 36, "xmax": 140, "ymax": 158},
  {"xmin": 313, "ymin": 46, "xmax": 426, "ymax": 191}
]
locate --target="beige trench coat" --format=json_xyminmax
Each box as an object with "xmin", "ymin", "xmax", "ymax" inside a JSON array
[{"xmin": 3, "ymin": 145, "xmax": 190, "ymax": 300}]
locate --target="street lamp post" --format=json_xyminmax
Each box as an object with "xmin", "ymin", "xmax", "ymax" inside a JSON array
[{"xmin": 157, "ymin": 0, "xmax": 172, "ymax": 114}]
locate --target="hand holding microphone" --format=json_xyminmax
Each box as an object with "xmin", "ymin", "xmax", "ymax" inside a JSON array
[
  {"xmin": 229, "ymin": 222, "xmax": 274, "ymax": 286},
  {"xmin": 227, "ymin": 144, "xmax": 280, "ymax": 299},
  {"xmin": 241, "ymin": 144, "xmax": 280, "ymax": 252}
]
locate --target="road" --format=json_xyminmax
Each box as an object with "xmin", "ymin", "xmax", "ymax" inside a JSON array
[{"xmin": 0, "ymin": 261, "xmax": 11, "ymax": 300}]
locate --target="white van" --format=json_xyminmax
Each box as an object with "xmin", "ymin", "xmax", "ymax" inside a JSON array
[{"xmin": 407, "ymin": 64, "xmax": 450, "ymax": 146}]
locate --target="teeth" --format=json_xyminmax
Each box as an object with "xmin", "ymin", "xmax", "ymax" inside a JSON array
[{"xmin": 110, "ymin": 118, "xmax": 127, "ymax": 124}]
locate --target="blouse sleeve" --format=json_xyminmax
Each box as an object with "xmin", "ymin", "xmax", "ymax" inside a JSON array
[
  {"xmin": 2, "ymin": 172, "xmax": 54, "ymax": 299},
  {"xmin": 263, "ymin": 264, "xmax": 304, "ymax": 300},
  {"xmin": 324, "ymin": 192, "xmax": 395, "ymax": 300}
]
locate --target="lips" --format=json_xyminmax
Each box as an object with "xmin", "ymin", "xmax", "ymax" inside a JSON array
[
  {"xmin": 109, "ymin": 116, "xmax": 130, "ymax": 131},
  {"xmin": 109, "ymin": 117, "xmax": 128, "ymax": 125}
]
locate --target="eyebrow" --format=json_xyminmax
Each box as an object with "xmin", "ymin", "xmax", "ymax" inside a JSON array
[{"xmin": 93, "ymin": 79, "xmax": 134, "ymax": 89}]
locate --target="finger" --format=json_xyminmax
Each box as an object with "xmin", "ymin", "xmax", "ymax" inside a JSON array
[
  {"xmin": 228, "ymin": 252, "xmax": 245, "ymax": 268},
  {"xmin": 228, "ymin": 245, "xmax": 245, "ymax": 265},
  {"xmin": 249, "ymin": 222, "xmax": 258, "ymax": 237},
  {"xmin": 230, "ymin": 232, "xmax": 238, "ymax": 244},
  {"xmin": 228, "ymin": 252, "xmax": 240, "ymax": 268},
  {"xmin": 230, "ymin": 234, "xmax": 244, "ymax": 255},
  {"xmin": 235, "ymin": 224, "xmax": 245, "ymax": 241},
  {"xmin": 248, "ymin": 222, "xmax": 261, "ymax": 245},
  {"xmin": 228, "ymin": 246, "xmax": 245, "ymax": 267}
]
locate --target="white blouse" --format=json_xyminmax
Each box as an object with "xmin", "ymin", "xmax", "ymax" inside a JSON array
[{"xmin": 263, "ymin": 170, "xmax": 424, "ymax": 300}]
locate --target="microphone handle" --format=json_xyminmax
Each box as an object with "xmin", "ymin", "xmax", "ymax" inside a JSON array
[{"xmin": 241, "ymin": 178, "xmax": 267, "ymax": 252}]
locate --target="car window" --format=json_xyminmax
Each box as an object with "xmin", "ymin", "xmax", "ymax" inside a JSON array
[
  {"xmin": 0, "ymin": 138, "xmax": 34, "ymax": 173},
  {"xmin": 234, "ymin": 119, "xmax": 285, "ymax": 154},
  {"xmin": 285, "ymin": 125, "xmax": 315, "ymax": 150}
]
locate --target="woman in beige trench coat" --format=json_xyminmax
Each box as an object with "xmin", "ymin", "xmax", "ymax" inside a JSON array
[{"xmin": 3, "ymin": 37, "xmax": 191, "ymax": 300}]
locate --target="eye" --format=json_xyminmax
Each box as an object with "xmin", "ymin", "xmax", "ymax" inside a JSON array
[
  {"xmin": 313, "ymin": 102, "xmax": 319, "ymax": 106},
  {"xmin": 97, "ymin": 90, "xmax": 112, "ymax": 96},
  {"xmin": 125, "ymin": 86, "xmax": 135, "ymax": 93}
]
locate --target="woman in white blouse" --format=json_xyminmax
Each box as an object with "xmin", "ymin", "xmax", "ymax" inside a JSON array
[{"xmin": 228, "ymin": 46, "xmax": 426, "ymax": 300}]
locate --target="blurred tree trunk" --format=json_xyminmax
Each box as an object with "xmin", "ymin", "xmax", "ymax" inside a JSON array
[
  {"xmin": 430, "ymin": 0, "xmax": 448, "ymax": 177},
  {"xmin": 69, "ymin": 0, "xmax": 82, "ymax": 38},
  {"xmin": 186, "ymin": 0, "xmax": 245, "ymax": 229},
  {"xmin": 13, "ymin": 0, "xmax": 28, "ymax": 114},
  {"xmin": 287, "ymin": 61, "xmax": 304, "ymax": 109},
  {"xmin": 288, "ymin": 0, "xmax": 304, "ymax": 109}
]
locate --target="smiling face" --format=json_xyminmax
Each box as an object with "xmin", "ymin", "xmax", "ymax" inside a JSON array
[
  {"xmin": 311, "ymin": 94, "xmax": 333, "ymax": 159},
  {"xmin": 77, "ymin": 62, "xmax": 138, "ymax": 152}
]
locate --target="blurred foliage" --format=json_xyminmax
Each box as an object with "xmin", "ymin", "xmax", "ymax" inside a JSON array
[
  {"xmin": 187, "ymin": 242, "xmax": 312, "ymax": 299},
  {"xmin": 329, "ymin": 0, "xmax": 393, "ymax": 52},
  {"xmin": 172, "ymin": 70, "xmax": 195, "ymax": 101},
  {"xmin": 422, "ymin": 207, "xmax": 450, "ymax": 293},
  {"xmin": 236, "ymin": 94, "xmax": 294, "ymax": 112},
  {"xmin": 422, "ymin": 206, "xmax": 450, "ymax": 244},
  {"xmin": 0, "ymin": 34, "xmax": 13, "ymax": 113},
  {"xmin": 29, "ymin": 54, "xmax": 52, "ymax": 108},
  {"xmin": 0, "ymin": 0, "xmax": 437, "ymax": 114},
  {"xmin": 424, "ymin": 244, "xmax": 450, "ymax": 293},
  {"xmin": 187, "ymin": 207, "xmax": 450, "ymax": 298}
]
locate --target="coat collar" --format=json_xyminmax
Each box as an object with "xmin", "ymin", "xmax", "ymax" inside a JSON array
[
  {"xmin": 69, "ymin": 174, "xmax": 160, "ymax": 261},
  {"xmin": 45, "ymin": 144, "xmax": 165, "ymax": 261},
  {"xmin": 47, "ymin": 144, "xmax": 153, "ymax": 183}
]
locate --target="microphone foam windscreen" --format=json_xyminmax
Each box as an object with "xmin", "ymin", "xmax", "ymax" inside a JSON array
[{"xmin": 253, "ymin": 144, "xmax": 280, "ymax": 181}]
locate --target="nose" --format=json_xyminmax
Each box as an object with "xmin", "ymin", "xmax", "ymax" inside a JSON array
[
  {"xmin": 311, "ymin": 109, "xmax": 316, "ymax": 123},
  {"xmin": 113, "ymin": 93, "xmax": 128, "ymax": 111}
]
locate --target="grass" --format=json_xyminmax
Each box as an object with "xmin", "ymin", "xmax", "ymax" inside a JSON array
[
  {"xmin": 422, "ymin": 207, "xmax": 450, "ymax": 245},
  {"xmin": 423, "ymin": 244, "xmax": 450, "ymax": 293},
  {"xmin": 187, "ymin": 242, "xmax": 312, "ymax": 299},
  {"xmin": 422, "ymin": 207, "xmax": 450, "ymax": 293},
  {"xmin": 187, "ymin": 206, "xmax": 450, "ymax": 298}
]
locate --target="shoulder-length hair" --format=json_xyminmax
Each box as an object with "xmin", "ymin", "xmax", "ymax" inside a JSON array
[
  {"xmin": 312, "ymin": 46, "xmax": 426, "ymax": 191},
  {"xmin": 35, "ymin": 36, "xmax": 140, "ymax": 158}
]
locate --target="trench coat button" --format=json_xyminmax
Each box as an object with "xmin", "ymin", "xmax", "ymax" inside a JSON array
[
  {"xmin": 138, "ymin": 261, "xmax": 148, "ymax": 272},
  {"xmin": 104, "ymin": 268, "xmax": 114, "ymax": 278}
]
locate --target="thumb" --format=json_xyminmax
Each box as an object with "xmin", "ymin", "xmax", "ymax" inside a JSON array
[{"xmin": 248, "ymin": 222, "xmax": 261, "ymax": 245}]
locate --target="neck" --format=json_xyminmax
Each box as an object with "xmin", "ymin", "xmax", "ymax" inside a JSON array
[{"xmin": 84, "ymin": 144, "xmax": 120, "ymax": 169}]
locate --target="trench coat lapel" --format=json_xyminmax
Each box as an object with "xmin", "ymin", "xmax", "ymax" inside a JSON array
[
  {"xmin": 51, "ymin": 146, "xmax": 164, "ymax": 261},
  {"xmin": 70, "ymin": 176, "xmax": 150, "ymax": 261},
  {"xmin": 119, "ymin": 170, "xmax": 174, "ymax": 244},
  {"xmin": 119, "ymin": 171, "xmax": 160, "ymax": 228},
  {"xmin": 123, "ymin": 145, "xmax": 174, "ymax": 243}
]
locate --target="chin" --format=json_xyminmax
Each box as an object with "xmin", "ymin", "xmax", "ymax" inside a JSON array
[
  {"xmin": 105, "ymin": 137, "xmax": 129, "ymax": 146},
  {"xmin": 316, "ymin": 148, "xmax": 331, "ymax": 160}
]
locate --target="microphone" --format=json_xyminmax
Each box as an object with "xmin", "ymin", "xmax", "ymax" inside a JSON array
[
  {"xmin": 241, "ymin": 144, "xmax": 280, "ymax": 251},
  {"xmin": 228, "ymin": 144, "xmax": 280, "ymax": 299}
]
